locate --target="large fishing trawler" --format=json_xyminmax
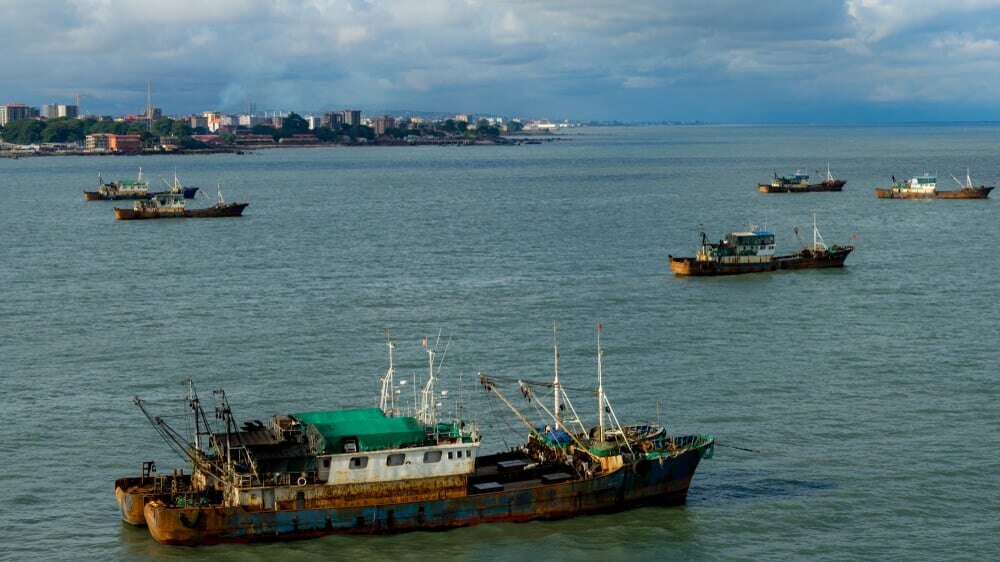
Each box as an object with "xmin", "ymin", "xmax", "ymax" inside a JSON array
[
  {"xmin": 114, "ymin": 185, "xmax": 247, "ymax": 220},
  {"xmin": 115, "ymin": 329, "xmax": 714, "ymax": 545},
  {"xmin": 875, "ymin": 171, "xmax": 993, "ymax": 199},
  {"xmin": 759, "ymin": 165, "xmax": 845, "ymax": 193}
]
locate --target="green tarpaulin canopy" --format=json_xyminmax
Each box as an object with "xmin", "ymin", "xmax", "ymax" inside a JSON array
[{"xmin": 293, "ymin": 408, "xmax": 425, "ymax": 454}]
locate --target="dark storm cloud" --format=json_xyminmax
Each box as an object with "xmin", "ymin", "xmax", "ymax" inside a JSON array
[{"xmin": 2, "ymin": 1, "xmax": 1000, "ymax": 122}]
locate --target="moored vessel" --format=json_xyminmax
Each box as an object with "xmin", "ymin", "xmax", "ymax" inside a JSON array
[
  {"xmin": 114, "ymin": 186, "xmax": 247, "ymax": 220},
  {"xmin": 669, "ymin": 226, "xmax": 777, "ymax": 275},
  {"xmin": 115, "ymin": 330, "xmax": 714, "ymax": 545},
  {"xmin": 759, "ymin": 165, "xmax": 845, "ymax": 193},
  {"xmin": 84, "ymin": 168, "xmax": 151, "ymax": 200},
  {"xmin": 875, "ymin": 171, "xmax": 993, "ymax": 199}
]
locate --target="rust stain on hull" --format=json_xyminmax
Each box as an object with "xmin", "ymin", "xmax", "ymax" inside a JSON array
[{"xmin": 142, "ymin": 445, "xmax": 709, "ymax": 545}]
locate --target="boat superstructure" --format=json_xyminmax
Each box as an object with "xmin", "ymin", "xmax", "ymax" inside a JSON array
[
  {"xmin": 669, "ymin": 225, "xmax": 777, "ymax": 275},
  {"xmin": 84, "ymin": 168, "xmax": 151, "ymax": 200},
  {"xmin": 115, "ymin": 330, "xmax": 714, "ymax": 545}
]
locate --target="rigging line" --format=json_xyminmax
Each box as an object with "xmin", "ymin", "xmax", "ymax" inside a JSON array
[
  {"xmin": 488, "ymin": 374, "xmax": 597, "ymax": 393},
  {"xmin": 714, "ymin": 442, "xmax": 762, "ymax": 454},
  {"xmin": 483, "ymin": 393, "xmax": 515, "ymax": 450}
]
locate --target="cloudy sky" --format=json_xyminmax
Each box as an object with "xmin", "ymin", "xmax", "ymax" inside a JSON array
[{"xmin": 3, "ymin": 0, "xmax": 1000, "ymax": 122}]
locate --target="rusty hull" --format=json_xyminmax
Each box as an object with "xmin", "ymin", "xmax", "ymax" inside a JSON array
[
  {"xmin": 875, "ymin": 186, "xmax": 993, "ymax": 199},
  {"xmin": 758, "ymin": 180, "xmax": 846, "ymax": 193},
  {"xmin": 774, "ymin": 246, "xmax": 853, "ymax": 270},
  {"xmin": 114, "ymin": 202, "xmax": 248, "ymax": 220},
  {"xmin": 669, "ymin": 256, "xmax": 777, "ymax": 276},
  {"xmin": 115, "ymin": 474, "xmax": 192, "ymax": 526},
  {"xmin": 142, "ymin": 445, "xmax": 708, "ymax": 545}
]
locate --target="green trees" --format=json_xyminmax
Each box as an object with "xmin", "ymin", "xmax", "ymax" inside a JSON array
[
  {"xmin": 278, "ymin": 112, "xmax": 310, "ymax": 137},
  {"xmin": 170, "ymin": 120, "xmax": 193, "ymax": 138},
  {"xmin": 41, "ymin": 117, "xmax": 87, "ymax": 143},
  {"xmin": 150, "ymin": 117, "xmax": 174, "ymax": 137},
  {"xmin": 1, "ymin": 119, "xmax": 45, "ymax": 144}
]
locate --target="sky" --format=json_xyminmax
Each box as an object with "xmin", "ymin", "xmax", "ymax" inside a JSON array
[{"xmin": 3, "ymin": 0, "xmax": 1000, "ymax": 123}]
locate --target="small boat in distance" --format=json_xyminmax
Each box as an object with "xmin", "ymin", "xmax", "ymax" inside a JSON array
[
  {"xmin": 759, "ymin": 164, "xmax": 846, "ymax": 193},
  {"xmin": 83, "ymin": 168, "xmax": 150, "ymax": 200},
  {"xmin": 114, "ymin": 184, "xmax": 247, "ymax": 220},
  {"xmin": 669, "ymin": 226, "xmax": 777, "ymax": 275},
  {"xmin": 773, "ymin": 215, "xmax": 854, "ymax": 270},
  {"xmin": 875, "ymin": 171, "xmax": 994, "ymax": 199},
  {"xmin": 114, "ymin": 329, "xmax": 714, "ymax": 545},
  {"xmin": 152, "ymin": 171, "xmax": 199, "ymax": 199}
]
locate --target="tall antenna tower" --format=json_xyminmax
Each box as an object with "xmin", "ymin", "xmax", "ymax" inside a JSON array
[{"xmin": 146, "ymin": 80, "xmax": 154, "ymax": 123}]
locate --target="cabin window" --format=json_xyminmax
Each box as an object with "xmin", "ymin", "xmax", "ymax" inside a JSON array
[
  {"xmin": 386, "ymin": 453, "xmax": 405, "ymax": 467},
  {"xmin": 448, "ymin": 451, "xmax": 454, "ymax": 460},
  {"xmin": 423, "ymin": 451, "xmax": 442, "ymax": 463},
  {"xmin": 322, "ymin": 459, "xmax": 330, "ymax": 468},
  {"xmin": 349, "ymin": 456, "xmax": 369, "ymax": 469},
  {"xmin": 457, "ymin": 450, "xmax": 462, "ymax": 458},
  {"xmin": 467, "ymin": 450, "xmax": 472, "ymax": 457}
]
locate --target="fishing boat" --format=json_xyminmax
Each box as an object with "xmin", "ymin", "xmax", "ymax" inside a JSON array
[
  {"xmin": 114, "ymin": 329, "xmax": 714, "ymax": 545},
  {"xmin": 669, "ymin": 226, "xmax": 777, "ymax": 275},
  {"xmin": 759, "ymin": 165, "xmax": 846, "ymax": 193},
  {"xmin": 114, "ymin": 186, "xmax": 247, "ymax": 220},
  {"xmin": 773, "ymin": 215, "xmax": 854, "ymax": 270},
  {"xmin": 152, "ymin": 171, "xmax": 199, "ymax": 199},
  {"xmin": 83, "ymin": 168, "xmax": 151, "ymax": 200},
  {"xmin": 875, "ymin": 171, "xmax": 994, "ymax": 199}
]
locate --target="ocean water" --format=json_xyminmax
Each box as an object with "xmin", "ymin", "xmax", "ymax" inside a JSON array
[{"xmin": 1, "ymin": 125, "xmax": 998, "ymax": 560}]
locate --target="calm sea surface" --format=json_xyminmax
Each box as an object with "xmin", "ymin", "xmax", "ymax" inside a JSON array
[{"xmin": 1, "ymin": 125, "xmax": 998, "ymax": 560}]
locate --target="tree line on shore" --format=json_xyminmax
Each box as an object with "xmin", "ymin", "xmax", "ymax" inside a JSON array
[{"xmin": 0, "ymin": 112, "xmax": 516, "ymax": 147}]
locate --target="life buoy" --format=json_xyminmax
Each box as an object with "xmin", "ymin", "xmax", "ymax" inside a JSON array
[{"xmin": 297, "ymin": 476, "xmax": 308, "ymax": 486}]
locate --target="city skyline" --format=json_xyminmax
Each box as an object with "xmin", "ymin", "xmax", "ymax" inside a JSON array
[{"xmin": 3, "ymin": 1, "xmax": 1000, "ymax": 123}]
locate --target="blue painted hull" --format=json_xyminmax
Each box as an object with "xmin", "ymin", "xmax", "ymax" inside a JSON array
[{"xmin": 144, "ymin": 444, "xmax": 710, "ymax": 545}]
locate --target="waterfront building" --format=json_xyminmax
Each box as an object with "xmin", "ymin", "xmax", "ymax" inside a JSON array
[{"xmin": 86, "ymin": 133, "xmax": 142, "ymax": 153}]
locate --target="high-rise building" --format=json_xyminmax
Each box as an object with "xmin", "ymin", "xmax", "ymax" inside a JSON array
[
  {"xmin": 373, "ymin": 115, "xmax": 396, "ymax": 136},
  {"xmin": 40, "ymin": 104, "xmax": 80, "ymax": 119},
  {"xmin": 323, "ymin": 112, "xmax": 343, "ymax": 129},
  {"xmin": 342, "ymin": 109, "xmax": 362, "ymax": 127},
  {"xmin": 0, "ymin": 103, "xmax": 34, "ymax": 126}
]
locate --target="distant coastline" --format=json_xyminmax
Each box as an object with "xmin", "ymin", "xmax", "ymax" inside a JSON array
[{"xmin": 0, "ymin": 135, "xmax": 568, "ymax": 158}]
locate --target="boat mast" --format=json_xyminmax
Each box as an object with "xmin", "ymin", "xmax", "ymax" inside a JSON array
[
  {"xmin": 552, "ymin": 322, "xmax": 560, "ymax": 426},
  {"xmin": 419, "ymin": 338, "xmax": 436, "ymax": 427},
  {"xmin": 379, "ymin": 330, "xmax": 396, "ymax": 415},
  {"xmin": 186, "ymin": 378, "xmax": 201, "ymax": 452},
  {"xmin": 812, "ymin": 213, "xmax": 828, "ymax": 251},
  {"xmin": 597, "ymin": 323, "xmax": 605, "ymax": 444}
]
